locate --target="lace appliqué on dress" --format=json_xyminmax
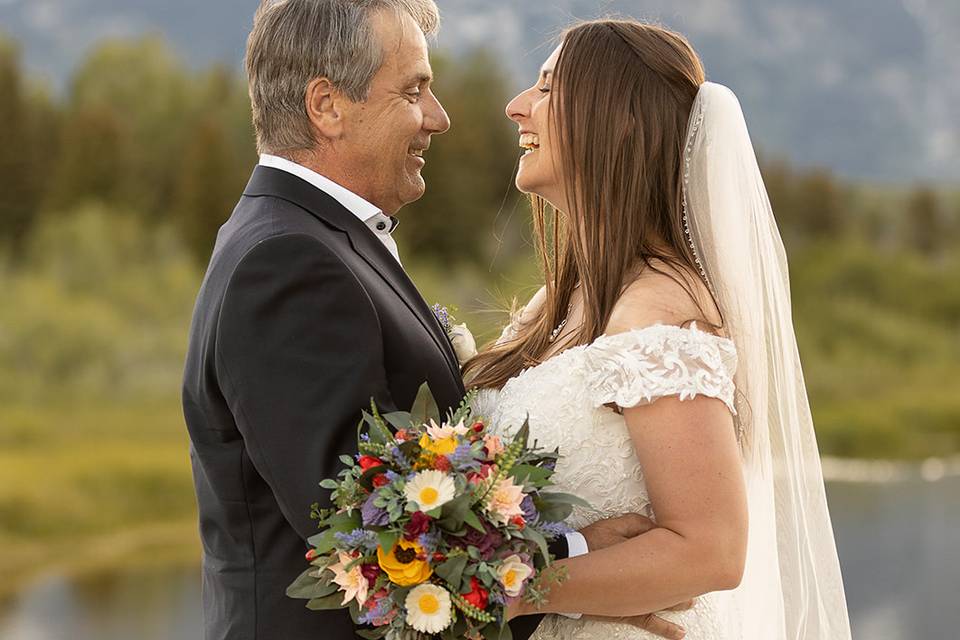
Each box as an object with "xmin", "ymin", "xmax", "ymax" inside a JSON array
[{"xmin": 583, "ymin": 323, "xmax": 738, "ymax": 415}]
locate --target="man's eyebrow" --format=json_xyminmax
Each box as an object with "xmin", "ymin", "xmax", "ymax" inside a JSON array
[{"xmin": 403, "ymin": 72, "xmax": 433, "ymax": 86}]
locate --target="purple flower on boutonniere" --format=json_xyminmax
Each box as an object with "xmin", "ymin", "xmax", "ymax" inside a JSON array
[{"xmin": 432, "ymin": 304, "xmax": 452, "ymax": 334}]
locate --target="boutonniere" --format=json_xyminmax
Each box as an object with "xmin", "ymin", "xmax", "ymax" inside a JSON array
[{"xmin": 432, "ymin": 304, "xmax": 477, "ymax": 365}]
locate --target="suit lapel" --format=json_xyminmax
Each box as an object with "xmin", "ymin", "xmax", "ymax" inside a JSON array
[{"xmin": 243, "ymin": 166, "xmax": 464, "ymax": 387}]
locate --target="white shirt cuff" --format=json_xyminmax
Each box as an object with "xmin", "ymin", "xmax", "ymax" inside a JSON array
[{"xmin": 558, "ymin": 532, "xmax": 589, "ymax": 619}]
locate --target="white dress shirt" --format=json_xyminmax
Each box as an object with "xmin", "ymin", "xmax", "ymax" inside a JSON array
[{"xmin": 258, "ymin": 154, "xmax": 402, "ymax": 266}]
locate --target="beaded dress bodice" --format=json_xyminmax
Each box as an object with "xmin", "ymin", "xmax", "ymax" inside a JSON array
[{"xmin": 474, "ymin": 323, "xmax": 742, "ymax": 640}]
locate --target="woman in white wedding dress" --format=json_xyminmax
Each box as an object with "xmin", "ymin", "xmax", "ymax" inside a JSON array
[{"xmin": 464, "ymin": 20, "xmax": 852, "ymax": 640}]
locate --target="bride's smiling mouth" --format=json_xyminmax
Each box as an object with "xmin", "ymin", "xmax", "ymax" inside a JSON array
[{"xmin": 519, "ymin": 132, "xmax": 540, "ymax": 153}]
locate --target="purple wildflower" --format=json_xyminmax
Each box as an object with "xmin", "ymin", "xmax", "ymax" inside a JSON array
[
  {"xmin": 357, "ymin": 594, "xmax": 397, "ymax": 626},
  {"xmin": 520, "ymin": 495, "xmax": 539, "ymax": 525}
]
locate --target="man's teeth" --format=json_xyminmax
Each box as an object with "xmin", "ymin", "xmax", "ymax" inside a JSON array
[{"xmin": 519, "ymin": 133, "xmax": 540, "ymax": 151}]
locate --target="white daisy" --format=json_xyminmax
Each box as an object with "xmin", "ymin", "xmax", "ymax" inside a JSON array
[
  {"xmin": 404, "ymin": 469, "xmax": 456, "ymax": 512},
  {"xmin": 404, "ymin": 583, "xmax": 453, "ymax": 634}
]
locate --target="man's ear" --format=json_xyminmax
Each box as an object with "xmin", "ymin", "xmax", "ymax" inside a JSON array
[{"xmin": 305, "ymin": 77, "xmax": 348, "ymax": 140}]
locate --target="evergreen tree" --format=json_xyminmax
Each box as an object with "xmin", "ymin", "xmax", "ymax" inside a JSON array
[{"xmin": 0, "ymin": 38, "xmax": 33, "ymax": 257}]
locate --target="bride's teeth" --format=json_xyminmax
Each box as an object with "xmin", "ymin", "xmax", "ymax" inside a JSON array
[{"xmin": 519, "ymin": 133, "xmax": 540, "ymax": 150}]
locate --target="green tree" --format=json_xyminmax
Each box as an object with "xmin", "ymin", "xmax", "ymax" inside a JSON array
[
  {"xmin": 0, "ymin": 37, "xmax": 35, "ymax": 257},
  {"xmin": 904, "ymin": 186, "xmax": 945, "ymax": 257},
  {"xmin": 399, "ymin": 50, "xmax": 522, "ymax": 266},
  {"xmin": 173, "ymin": 66, "xmax": 257, "ymax": 264},
  {"xmin": 49, "ymin": 37, "xmax": 191, "ymax": 219}
]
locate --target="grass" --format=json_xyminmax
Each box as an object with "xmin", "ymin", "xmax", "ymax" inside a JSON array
[{"xmin": 0, "ymin": 403, "xmax": 200, "ymax": 599}]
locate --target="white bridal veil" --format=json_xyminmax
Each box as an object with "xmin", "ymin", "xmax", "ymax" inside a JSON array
[{"xmin": 681, "ymin": 82, "xmax": 852, "ymax": 639}]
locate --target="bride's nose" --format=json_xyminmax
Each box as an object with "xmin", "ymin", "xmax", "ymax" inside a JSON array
[{"xmin": 505, "ymin": 90, "xmax": 530, "ymax": 124}]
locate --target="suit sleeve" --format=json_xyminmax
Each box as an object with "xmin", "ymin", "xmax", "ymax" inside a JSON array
[{"xmin": 216, "ymin": 233, "xmax": 394, "ymax": 541}]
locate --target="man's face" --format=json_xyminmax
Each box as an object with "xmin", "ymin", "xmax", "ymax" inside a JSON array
[{"xmin": 337, "ymin": 10, "xmax": 450, "ymax": 214}]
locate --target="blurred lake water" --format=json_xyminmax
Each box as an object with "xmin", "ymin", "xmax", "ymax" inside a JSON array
[{"xmin": 1, "ymin": 477, "xmax": 958, "ymax": 640}]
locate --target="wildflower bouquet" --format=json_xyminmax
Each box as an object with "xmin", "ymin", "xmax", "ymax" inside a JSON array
[{"xmin": 286, "ymin": 386, "xmax": 588, "ymax": 640}]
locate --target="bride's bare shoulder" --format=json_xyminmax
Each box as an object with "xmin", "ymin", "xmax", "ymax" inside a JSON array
[{"xmin": 605, "ymin": 259, "xmax": 723, "ymax": 337}]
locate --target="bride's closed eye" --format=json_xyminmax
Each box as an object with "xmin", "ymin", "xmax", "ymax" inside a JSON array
[{"xmin": 538, "ymin": 85, "xmax": 551, "ymax": 93}]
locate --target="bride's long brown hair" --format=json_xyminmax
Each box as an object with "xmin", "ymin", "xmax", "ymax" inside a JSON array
[{"xmin": 464, "ymin": 19, "xmax": 719, "ymax": 390}]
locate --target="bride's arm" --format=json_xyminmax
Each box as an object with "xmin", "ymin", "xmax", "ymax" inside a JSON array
[
  {"xmin": 523, "ymin": 394, "xmax": 747, "ymax": 617},
  {"xmin": 519, "ymin": 274, "xmax": 748, "ymax": 618}
]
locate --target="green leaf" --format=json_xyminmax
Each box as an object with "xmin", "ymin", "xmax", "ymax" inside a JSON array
[
  {"xmin": 319, "ymin": 478, "xmax": 340, "ymax": 490},
  {"xmin": 306, "ymin": 591, "xmax": 347, "ymax": 610},
  {"xmin": 508, "ymin": 464, "xmax": 552, "ymax": 487},
  {"xmin": 383, "ymin": 410, "xmax": 413, "ymax": 430},
  {"xmin": 377, "ymin": 530, "xmax": 398, "ymax": 553},
  {"xmin": 437, "ymin": 493, "xmax": 474, "ymax": 531},
  {"xmin": 339, "ymin": 454, "xmax": 356, "ymax": 467},
  {"xmin": 463, "ymin": 509, "xmax": 486, "ymax": 534},
  {"xmin": 498, "ymin": 620, "xmax": 514, "ymax": 640},
  {"xmin": 520, "ymin": 527, "xmax": 550, "ymax": 563},
  {"xmin": 306, "ymin": 530, "xmax": 338, "ymax": 555},
  {"xmin": 435, "ymin": 553, "xmax": 468, "ymax": 588},
  {"xmin": 286, "ymin": 567, "xmax": 340, "ymax": 600},
  {"xmin": 390, "ymin": 585, "xmax": 413, "ymax": 606},
  {"xmin": 411, "ymin": 382, "xmax": 441, "ymax": 425}
]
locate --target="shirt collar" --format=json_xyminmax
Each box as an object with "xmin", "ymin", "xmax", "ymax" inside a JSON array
[{"xmin": 258, "ymin": 153, "xmax": 382, "ymax": 224}]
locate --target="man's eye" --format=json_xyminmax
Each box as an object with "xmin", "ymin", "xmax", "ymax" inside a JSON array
[{"xmin": 407, "ymin": 91, "xmax": 421, "ymax": 101}]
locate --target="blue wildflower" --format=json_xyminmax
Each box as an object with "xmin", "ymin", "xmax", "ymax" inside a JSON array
[
  {"xmin": 448, "ymin": 443, "xmax": 482, "ymax": 471},
  {"xmin": 334, "ymin": 528, "xmax": 379, "ymax": 553}
]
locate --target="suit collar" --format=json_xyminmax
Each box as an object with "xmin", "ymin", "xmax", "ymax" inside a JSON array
[{"xmin": 243, "ymin": 166, "xmax": 464, "ymax": 389}]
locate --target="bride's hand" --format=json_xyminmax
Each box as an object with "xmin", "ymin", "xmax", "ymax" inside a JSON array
[{"xmin": 583, "ymin": 599, "xmax": 695, "ymax": 640}]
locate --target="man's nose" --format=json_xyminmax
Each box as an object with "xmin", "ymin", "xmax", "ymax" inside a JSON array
[{"xmin": 425, "ymin": 92, "xmax": 451, "ymax": 134}]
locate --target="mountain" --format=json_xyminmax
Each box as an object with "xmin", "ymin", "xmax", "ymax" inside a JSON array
[{"xmin": 1, "ymin": 0, "xmax": 957, "ymax": 183}]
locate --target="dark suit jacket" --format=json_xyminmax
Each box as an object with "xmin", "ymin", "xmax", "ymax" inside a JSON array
[{"xmin": 182, "ymin": 165, "xmax": 565, "ymax": 640}]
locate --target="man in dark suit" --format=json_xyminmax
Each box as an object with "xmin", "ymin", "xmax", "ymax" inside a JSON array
[{"xmin": 182, "ymin": 1, "xmax": 667, "ymax": 639}]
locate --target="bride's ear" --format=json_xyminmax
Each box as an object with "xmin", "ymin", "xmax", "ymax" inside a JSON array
[{"xmin": 305, "ymin": 77, "xmax": 346, "ymax": 140}]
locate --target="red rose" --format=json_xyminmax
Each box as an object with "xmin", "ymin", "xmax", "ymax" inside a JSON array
[
  {"xmin": 510, "ymin": 515, "xmax": 526, "ymax": 530},
  {"xmin": 463, "ymin": 576, "xmax": 489, "ymax": 610},
  {"xmin": 433, "ymin": 456, "xmax": 453, "ymax": 472},
  {"xmin": 471, "ymin": 421, "xmax": 485, "ymax": 433},
  {"xmin": 395, "ymin": 429, "xmax": 410, "ymax": 442},
  {"xmin": 372, "ymin": 474, "xmax": 389, "ymax": 488},
  {"xmin": 305, "ymin": 549, "xmax": 319, "ymax": 561},
  {"xmin": 358, "ymin": 455, "xmax": 383, "ymax": 471},
  {"xmin": 432, "ymin": 552, "xmax": 446, "ymax": 562},
  {"xmin": 403, "ymin": 510, "xmax": 433, "ymax": 540}
]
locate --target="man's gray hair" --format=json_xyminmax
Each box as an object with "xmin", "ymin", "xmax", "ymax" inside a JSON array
[{"xmin": 246, "ymin": 0, "xmax": 440, "ymax": 155}]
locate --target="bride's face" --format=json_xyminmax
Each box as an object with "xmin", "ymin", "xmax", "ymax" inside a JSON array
[{"xmin": 506, "ymin": 44, "xmax": 565, "ymax": 208}]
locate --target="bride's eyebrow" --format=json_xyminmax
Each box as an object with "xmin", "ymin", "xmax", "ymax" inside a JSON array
[{"xmin": 539, "ymin": 69, "xmax": 553, "ymax": 84}]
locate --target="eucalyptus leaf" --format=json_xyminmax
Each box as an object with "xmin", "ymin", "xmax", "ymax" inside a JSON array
[{"xmin": 306, "ymin": 591, "xmax": 347, "ymax": 610}]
